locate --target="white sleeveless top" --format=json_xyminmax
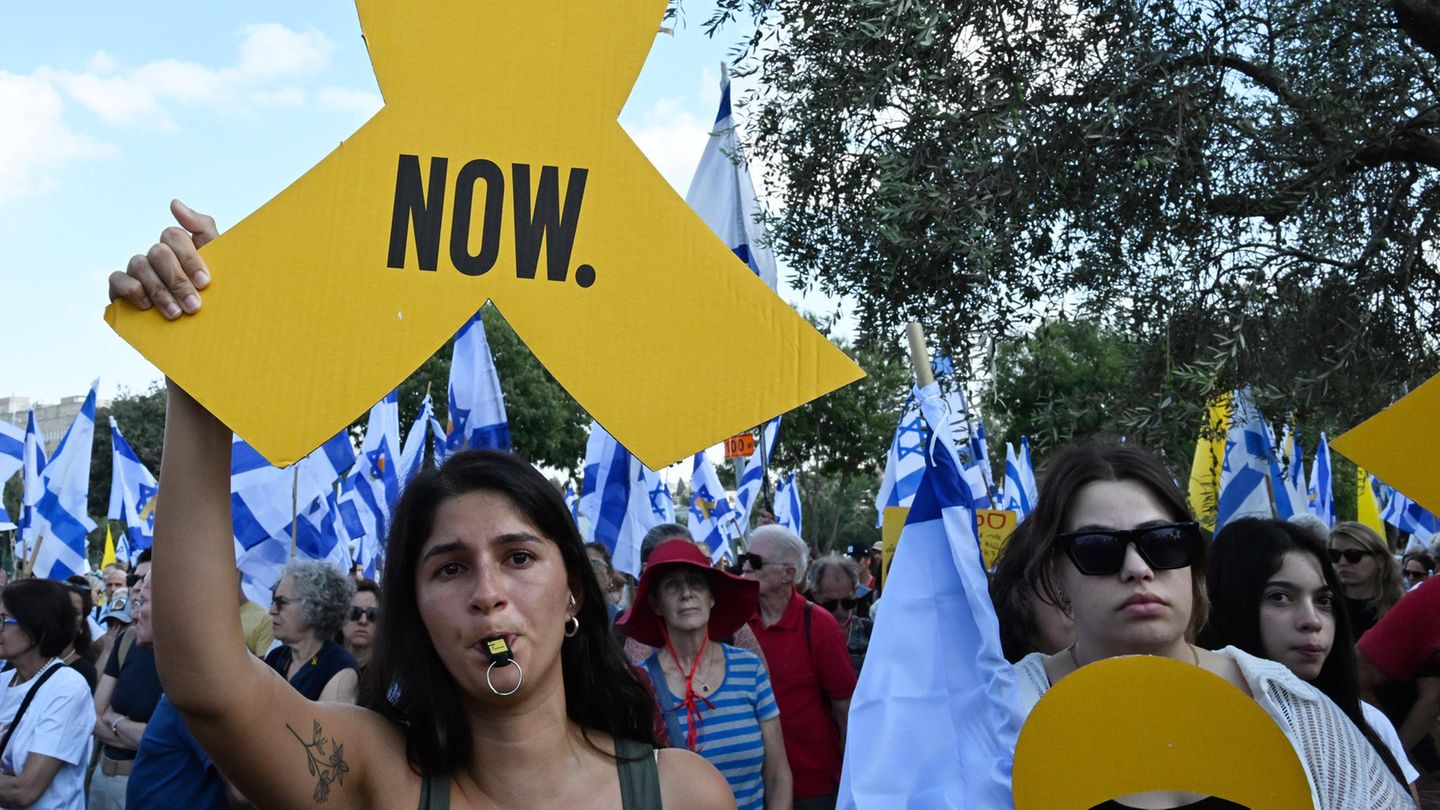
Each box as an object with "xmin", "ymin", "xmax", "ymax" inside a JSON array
[{"xmin": 1012, "ymin": 646, "xmax": 1414, "ymax": 809}]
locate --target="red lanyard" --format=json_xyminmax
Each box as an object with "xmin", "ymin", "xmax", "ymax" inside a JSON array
[{"xmin": 662, "ymin": 628, "xmax": 714, "ymax": 751}]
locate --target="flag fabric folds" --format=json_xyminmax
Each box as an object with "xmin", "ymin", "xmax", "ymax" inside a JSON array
[
  {"xmin": 874, "ymin": 403, "xmax": 928, "ymax": 527},
  {"xmin": 1379, "ymin": 486, "xmax": 1440, "ymax": 545},
  {"xmin": 107, "ymin": 416, "xmax": 159, "ymax": 564},
  {"xmin": 1355, "ymin": 467, "xmax": 1387, "ymax": 539},
  {"xmin": 31, "ymin": 381, "xmax": 99, "ymax": 580},
  {"xmin": 1001, "ymin": 442, "xmax": 1034, "ymax": 520},
  {"xmin": 839, "ymin": 381, "xmax": 1024, "ymax": 808},
  {"xmin": 690, "ymin": 452, "xmax": 742, "ymax": 563},
  {"xmin": 1270, "ymin": 424, "xmax": 1309, "ymax": 521},
  {"xmin": 1188, "ymin": 393, "xmax": 1232, "ymax": 532},
  {"xmin": 442, "ymin": 311, "xmax": 510, "ymax": 461},
  {"xmin": 397, "ymin": 393, "xmax": 435, "ymax": 491},
  {"xmin": 0, "ymin": 418, "xmax": 22, "ymax": 530},
  {"xmin": 774, "ymin": 472, "xmax": 802, "ymax": 537},
  {"xmin": 353, "ymin": 391, "xmax": 402, "ymax": 575},
  {"xmin": 17, "ymin": 411, "xmax": 47, "ymax": 562},
  {"xmin": 1308, "ymin": 433, "xmax": 1335, "ymax": 528},
  {"xmin": 734, "ymin": 419, "xmax": 779, "ymax": 528},
  {"xmin": 578, "ymin": 421, "xmax": 659, "ymax": 576},
  {"xmin": 684, "ymin": 71, "xmax": 779, "ymax": 289},
  {"xmin": 641, "ymin": 465, "xmax": 675, "ymax": 524},
  {"xmin": 1215, "ymin": 388, "xmax": 1274, "ymax": 531}
]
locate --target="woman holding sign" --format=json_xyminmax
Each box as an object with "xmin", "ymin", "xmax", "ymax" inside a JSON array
[
  {"xmin": 1008, "ymin": 443, "xmax": 1413, "ymax": 808},
  {"xmin": 107, "ymin": 202, "xmax": 733, "ymax": 810}
]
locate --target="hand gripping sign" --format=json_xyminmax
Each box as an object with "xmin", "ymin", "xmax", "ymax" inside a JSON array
[{"xmin": 103, "ymin": 0, "xmax": 864, "ymax": 468}]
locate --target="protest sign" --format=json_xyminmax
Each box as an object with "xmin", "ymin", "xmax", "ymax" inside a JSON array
[
  {"xmin": 1332, "ymin": 373, "xmax": 1440, "ymax": 516},
  {"xmin": 976, "ymin": 508, "xmax": 1017, "ymax": 568}
]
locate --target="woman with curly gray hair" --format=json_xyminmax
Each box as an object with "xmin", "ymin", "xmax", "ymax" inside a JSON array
[{"xmin": 265, "ymin": 560, "xmax": 360, "ymax": 703}]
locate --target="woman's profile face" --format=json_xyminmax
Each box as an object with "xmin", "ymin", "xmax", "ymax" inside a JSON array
[
  {"xmin": 1257, "ymin": 551, "xmax": 1334, "ymax": 682},
  {"xmin": 269, "ymin": 575, "xmax": 311, "ymax": 644},
  {"xmin": 415, "ymin": 490, "xmax": 576, "ymax": 701},
  {"xmin": 1054, "ymin": 479, "xmax": 1192, "ymax": 656},
  {"xmin": 1330, "ymin": 534, "xmax": 1379, "ymax": 591},
  {"xmin": 0, "ymin": 598, "xmax": 35, "ymax": 662}
]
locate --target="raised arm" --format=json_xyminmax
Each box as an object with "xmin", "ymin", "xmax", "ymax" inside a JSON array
[{"xmin": 116, "ymin": 203, "xmax": 406, "ymax": 810}]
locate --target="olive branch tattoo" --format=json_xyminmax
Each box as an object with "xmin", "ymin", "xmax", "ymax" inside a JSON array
[{"xmin": 287, "ymin": 720, "xmax": 350, "ymax": 803}]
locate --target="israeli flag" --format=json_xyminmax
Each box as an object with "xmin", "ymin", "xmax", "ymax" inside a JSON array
[
  {"xmin": 691, "ymin": 452, "xmax": 742, "ymax": 563},
  {"xmin": 345, "ymin": 391, "xmax": 402, "ymax": 576},
  {"xmin": 16, "ymin": 411, "xmax": 47, "ymax": 560},
  {"xmin": 337, "ymin": 468, "xmax": 384, "ymax": 578},
  {"xmin": 231, "ymin": 429, "xmax": 354, "ymax": 559},
  {"xmin": 0, "ymin": 419, "xmax": 23, "ymax": 530},
  {"xmin": 685, "ymin": 71, "xmax": 778, "ymax": 289},
  {"xmin": 1000, "ymin": 442, "xmax": 1033, "ymax": 520},
  {"xmin": 839, "ymin": 381, "xmax": 1024, "ymax": 808},
  {"xmin": 294, "ymin": 490, "xmax": 350, "ymax": 572},
  {"xmin": 579, "ymin": 421, "xmax": 627, "ymax": 540},
  {"xmin": 970, "ymin": 421, "xmax": 997, "ymax": 506},
  {"xmin": 1018, "ymin": 437, "xmax": 1039, "ymax": 510},
  {"xmin": 641, "ymin": 465, "xmax": 675, "ymax": 524},
  {"xmin": 774, "ymin": 472, "xmax": 802, "ymax": 537},
  {"xmin": 564, "ymin": 484, "xmax": 580, "ymax": 525},
  {"xmin": 1215, "ymin": 388, "xmax": 1275, "ymax": 531},
  {"xmin": 1379, "ymin": 486, "xmax": 1440, "ymax": 544},
  {"xmin": 397, "ymin": 393, "xmax": 435, "ymax": 491},
  {"xmin": 734, "ymin": 419, "xmax": 779, "ymax": 528},
  {"xmin": 1308, "ymin": 432, "xmax": 1335, "ymax": 528},
  {"xmin": 874, "ymin": 403, "xmax": 928, "ymax": 527},
  {"xmin": 1269, "ymin": 423, "xmax": 1309, "ymax": 521},
  {"xmin": 578, "ymin": 421, "xmax": 659, "ymax": 575},
  {"xmin": 31, "ymin": 381, "xmax": 99, "ymax": 580},
  {"xmin": 442, "ymin": 311, "xmax": 510, "ymax": 462},
  {"xmin": 106, "ymin": 416, "xmax": 158, "ymax": 563}
]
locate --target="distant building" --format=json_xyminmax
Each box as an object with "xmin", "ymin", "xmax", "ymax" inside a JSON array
[{"xmin": 0, "ymin": 393, "xmax": 112, "ymax": 456}]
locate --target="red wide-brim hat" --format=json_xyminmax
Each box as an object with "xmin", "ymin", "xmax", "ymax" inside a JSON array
[{"xmin": 616, "ymin": 540, "xmax": 758, "ymax": 648}]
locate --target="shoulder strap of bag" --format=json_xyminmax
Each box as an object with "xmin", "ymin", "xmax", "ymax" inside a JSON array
[
  {"xmin": 117, "ymin": 626, "xmax": 136, "ymax": 671},
  {"xmin": 0, "ymin": 663, "xmax": 63, "ymax": 758}
]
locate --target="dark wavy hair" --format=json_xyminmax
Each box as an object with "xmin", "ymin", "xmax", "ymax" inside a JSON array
[
  {"xmin": 358, "ymin": 450, "xmax": 657, "ymax": 777},
  {"xmin": 1199, "ymin": 517, "xmax": 1408, "ymax": 790},
  {"xmin": 1019, "ymin": 442, "xmax": 1210, "ymax": 639},
  {"xmin": 2, "ymin": 578, "xmax": 78, "ymax": 659}
]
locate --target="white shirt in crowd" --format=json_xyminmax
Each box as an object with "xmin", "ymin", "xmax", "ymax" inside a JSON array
[{"xmin": 0, "ymin": 660, "xmax": 93, "ymax": 810}]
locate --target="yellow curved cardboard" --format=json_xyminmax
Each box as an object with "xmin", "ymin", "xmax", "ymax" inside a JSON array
[
  {"xmin": 102, "ymin": 0, "xmax": 863, "ymax": 468},
  {"xmin": 1332, "ymin": 373, "xmax": 1440, "ymax": 516},
  {"xmin": 1013, "ymin": 656, "xmax": 1311, "ymax": 809}
]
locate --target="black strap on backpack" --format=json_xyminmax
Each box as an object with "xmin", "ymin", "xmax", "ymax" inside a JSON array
[{"xmin": 0, "ymin": 663, "xmax": 62, "ymax": 758}]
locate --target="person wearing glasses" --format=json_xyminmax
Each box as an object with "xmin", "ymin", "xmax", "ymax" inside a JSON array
[
  {"xmin": 741, "ymin": 526, "xmax": 855, "ymax": 810},
  {"xmin": 806, "ymin": 555, "xmax": 872, "ymax": 676},
  {"xmin": 1009, "ymin": 443, "xmax": 1413, "ymax": 808},
  {"xmin": 1401, "ymin": 552, "xmax": 1434, "ymax": 591},
  {"xmin": 1198, "ymin": 517, "xmax": 1417, "ymax": 799},
  {"xmin": 0, "ymin": 579, "xmax": 95, "ymax": 810},
  {"xmin": 340, "ymin": 579, "xmax": 382, "ymax": 675},
  {"xmin": 618, "ymin": 541, "xmax": 792, "ymax": 810},
  {"xmin": 266, "ymin": 560, "xmax": 360, "ymax": 703},
  {"xmin": 1329, "ymin": 522, "xmax": 1405, "ymax": 639}
]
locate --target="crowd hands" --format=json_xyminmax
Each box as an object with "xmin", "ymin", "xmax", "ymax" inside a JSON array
[{"xmin": 0, "ymin": 204, "xmax": 1419, "ymax": 808}]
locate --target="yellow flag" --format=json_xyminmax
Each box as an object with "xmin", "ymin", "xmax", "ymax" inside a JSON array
[
  {"xmin": 101, "ymin": 524, "xmax": 116, "ymax": 569},
  {"xmin": 1356, "ymin": 467, "xmax": 1386, "ymax": 537},
  {"xmin": 1187, "ymin": 393, "xmax": 1232, "ymax": 532}
]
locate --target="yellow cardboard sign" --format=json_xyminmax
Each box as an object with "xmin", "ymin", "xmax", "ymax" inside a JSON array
[
  {"xmin": 1332, "ymin": 373, "xmax": 1440, "ymax": 517},
  {"xmin": 1014, "ymin": 656, "xmax": 1310, "ymax": 808},
  {"xmin": 975, "ymin": 508, "xmax": 1017, "ymax": 568},
  {"xmin": 880, "ymin": 506, "xmax": 908, "ymax": 587},
  {"xmin": 103, "ymin": 0, "xmax": 863, "ymax": 469}
]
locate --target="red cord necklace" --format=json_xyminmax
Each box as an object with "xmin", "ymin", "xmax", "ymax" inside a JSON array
[{"xmin": 662, "ymin": 628, "xmax": 715, "ymax": 751}]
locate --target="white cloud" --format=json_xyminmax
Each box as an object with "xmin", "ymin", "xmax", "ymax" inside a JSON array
[
  {"xmin": 250, "ymin": 87, "xmax": 306, "ymax": 108},
  {"xmin": 622, "ymin": 96, "xmax": 708, "ymax": 195},
  {"xmin": 86, "ymin": 51, "xmax": 117, "ymax": 75},
  {"xmin": 236, "ymin": 23, "xmax": 336, "ymax": 79},
  {"xmin": 0, "ymin": 71, "xmax": 113, "ymax": 203},
  {"xmin": 317, "ymin": 86, "xmax": 383, "ymax": 115}
]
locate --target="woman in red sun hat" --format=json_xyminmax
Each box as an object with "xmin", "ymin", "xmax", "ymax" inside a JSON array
[{"xmin": 618, "ymin": 541, "xmax": 793, "ymax": 810}]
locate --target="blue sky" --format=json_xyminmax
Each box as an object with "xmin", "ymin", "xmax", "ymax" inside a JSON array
[{"xmin": 0, "ymin": 3, "xmax": 823, "ymax": 406}]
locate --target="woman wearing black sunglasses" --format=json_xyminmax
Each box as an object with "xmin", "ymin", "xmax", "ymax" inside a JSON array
[
  {"xmin": 1329, "ymin": 522, "xmax": 1405, "ymax": 639},
  {"xmin": 1007, "ymin": 443, "xmax": 1413, "ymax": 808}
]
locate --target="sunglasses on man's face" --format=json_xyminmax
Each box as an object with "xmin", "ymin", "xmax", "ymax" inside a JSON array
[
  {"xmin": 1327, "ymin": 548, "xmax": 1373, "ymax": 565},
  {"xmin": 817, "ymin": 597, "xmax": 858, "ymax": 612},
  {"xmin": 738, "ymin": 553, "xmax": 769, "ymax": 571},
  {"xmin": 1404, "ymin": 568, "xmax": 1431, "ymax": 581},
  {"xmin": 348, "ymin": 606, "xmax": 379, "ymax": 623},
  {"xmin": 1057, "ymin": 522, "xmax": 1202, "ymax": 577}
]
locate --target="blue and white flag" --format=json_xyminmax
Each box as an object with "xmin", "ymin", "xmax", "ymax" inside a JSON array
[
  {"xmin": 874, "ymin": 403, "xmax": 928, "ymax": 527},
  {"xmin": 578, "ymin": 421, "xmax": 658, "ymax": 575},
  {"xmin": 1216, "ymin": 388, "xmax": 1274, "ymax": 531},
  {"xmin": 441, "ymin": 311, "xmax": 510, "ymax": 462},
  {"xmin": 1000, "ymin": 442, "xmax": 1034, "ymax": 520},
  {"xmin": 1379, "ymin": 487, "xmax": 1440, "ymax": 545},
  {"xmin": 641, "ymin": 465, "xmax": 675, "ymax": 524},
  {"xmin": 839, "ymin": 381, "xmax": 1023, "ymax": 808},
  {"xmin": 31, "ymin": 381, "xmax": 99, "ymax": 580},
  {"xmin": 1269, "ymin": 423, "xmax": 1309, "ymax": 521},
  {"xmin": 0, "ymin": 418, "xmax": 23, "ymax": 530},
  {"xmin": 397, "ymin": 393, "xmax": 435, "ymax": 490},
  {"xmin": 970, "ymin": 421, "xmax": 997, "ymax": 506},
  {"xmin": 1019, "ymin": 437, "xmax": 1039, "ymax": 511},
  {"xmin": 734, "ymin": 419, "xmax": 779, "ymax": 528},
  {"xmin": 564, "ymin": 484, "xmax": 580, "ymax": 525},
  {"xmin": 691, "ymin": 452, "xmax": 742, "ymax": 563},
  {"xmin": 344, "ymin": 391, "xmax": 402, "ymax": 577},
  {"xmin": 579, "ymin": 421, "xmax": 627, "ymax": 541},
  {"xmin": 295, "ymin": 490, "xmax": 351, "ymax": 572},
  {"xmin": 773, "ymin": 472, "xmax": 802, "ymax": 537},
  {"xmin": 685, "ymin": 71, "xmax": 778, "ymax": 289},
  {"xmin": 17, "ymin": 411, "xmax": 47, "ymax": 560},
  {"xmin": 106, "ymin": 417, "xmax": 158, "ymax": 563},
  {"xmin": 1308, "ymin": 432, "xmax": 1335, "ymax": 528}
]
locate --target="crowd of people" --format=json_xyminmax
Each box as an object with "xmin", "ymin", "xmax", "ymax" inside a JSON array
[{"xmin": 2, "ymin": 205, "xmax": 1434, "ymax": 808}]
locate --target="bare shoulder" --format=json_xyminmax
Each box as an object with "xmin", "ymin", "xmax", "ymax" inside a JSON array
[{"xmin": 656, "ymin": 748, "xmax": 736, "ymax": 810}]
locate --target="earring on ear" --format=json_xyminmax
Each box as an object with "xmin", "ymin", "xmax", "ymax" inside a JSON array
[{"xmin": 564, "ymin": 593, "xmax": 580, "ymax": 638}]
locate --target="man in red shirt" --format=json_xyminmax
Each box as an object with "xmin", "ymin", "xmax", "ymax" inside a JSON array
[{"xmin": 742, "ymin": 525, "xmax": 856, "ymax": 810}]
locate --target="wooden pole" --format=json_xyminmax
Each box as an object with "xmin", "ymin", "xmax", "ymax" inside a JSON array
[
  {"xmin": 22, "ymin": 532, "xmax": 44, "ymax": 579},
  {"xmin": 906, "ymin": 322, "xmax": 936, "ymax": 387}
]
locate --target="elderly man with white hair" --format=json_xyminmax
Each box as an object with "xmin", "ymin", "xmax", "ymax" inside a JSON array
[{"xmin": 741, "ymin": 525, "xmax": 856, "ymax": 810}]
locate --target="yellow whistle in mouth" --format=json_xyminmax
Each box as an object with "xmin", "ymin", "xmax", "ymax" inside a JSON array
[{"xmin": 484, "ymin": 637, "xmax": 513, "ymax": 664}]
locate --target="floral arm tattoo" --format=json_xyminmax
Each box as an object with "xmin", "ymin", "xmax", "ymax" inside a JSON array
[{"xmin": 287, "ymin": 720, "xmax": 351, "ymax": 803}]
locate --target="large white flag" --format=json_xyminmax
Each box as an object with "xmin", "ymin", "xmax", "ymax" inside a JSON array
[
  {"xmin": 0, "ymin": 418, "xmax": 22, "ymax": 531},
  {"xmin": 31, "ymin": 381, "xmax": 99, "ymax": 580},
  {"xmin": 107, "ymin": 416, "xmax": 158, "ymax": 564},
  {"xmin": 441, "ymin": 311, "xmax": 510, "ymax": 462}
]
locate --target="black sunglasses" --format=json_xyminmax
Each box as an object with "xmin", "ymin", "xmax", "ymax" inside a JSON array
[
  {"xmin": 1057, "ymin": 522, "xmax": 1202, "ymax": 576},
  {"xmin": 1328, "ymin": 548, "xmax": 1374, "ymax": 565},
  {"xmin": 348, "ymin": 607, "xmax": 379, "ymax": 623},
  {"xmin": 739, "ymin": 553, "xmax": 775, "ymax": 571},
  {"xmin": 1404, "ymin": 568, "xmax": 1431, "ymax": 580},
  {"xmin": 816, "ymin": 597, "xmax": 858, "ymax": 611}
]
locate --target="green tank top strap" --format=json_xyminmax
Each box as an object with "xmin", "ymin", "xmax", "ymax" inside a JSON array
[
  {"xmin": 417, "ymin": 773, "xmax": 450, "ymax": 810},
  {"xmin": 614, "ymin": 737, "xmax": 662, "ymax": 810}
]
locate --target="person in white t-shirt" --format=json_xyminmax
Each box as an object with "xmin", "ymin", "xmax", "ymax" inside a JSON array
[{"xmin": 0, "ymin": 579, "xmax": 95, "ymax": 810}]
